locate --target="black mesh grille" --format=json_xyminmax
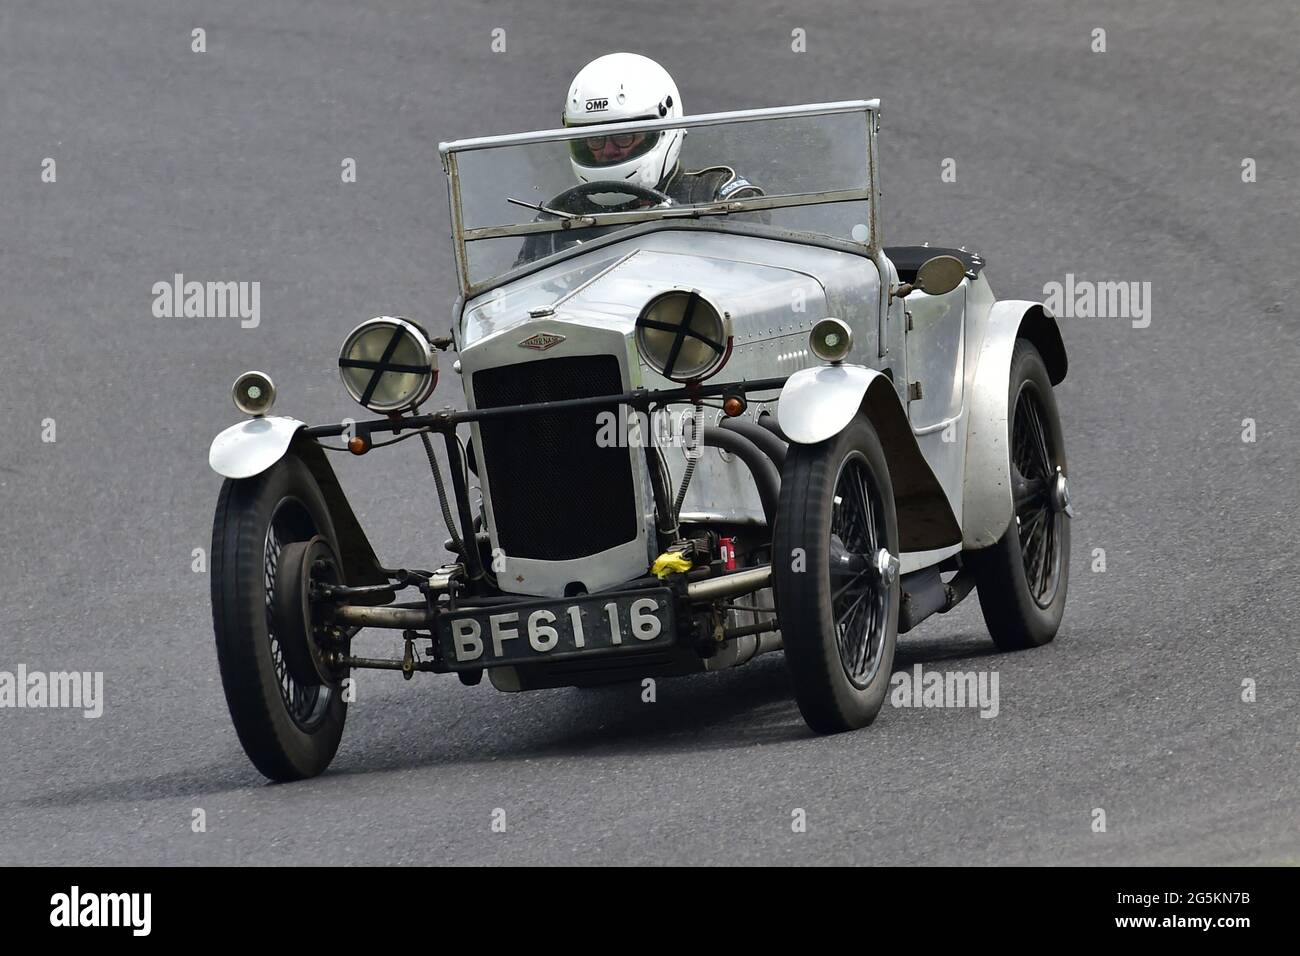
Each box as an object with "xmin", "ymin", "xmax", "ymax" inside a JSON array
[{"xmin": 472, "ymin": 355, "xmax": 638, "ymax": 561}]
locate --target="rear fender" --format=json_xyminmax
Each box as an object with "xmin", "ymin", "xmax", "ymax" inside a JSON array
[{"xmin": 962, "ymin": 301, "xmax": 1067, "ymax": 548}]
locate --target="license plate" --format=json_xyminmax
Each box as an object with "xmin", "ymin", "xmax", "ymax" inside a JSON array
[{"xmin": 436, "ymin": 588, "xmax": 675, "ymax": 670}]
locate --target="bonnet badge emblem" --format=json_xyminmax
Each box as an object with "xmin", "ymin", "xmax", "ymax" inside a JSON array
[{"xmin": 518, "ymin": 332, "xmax": 565, "ymax": 351}]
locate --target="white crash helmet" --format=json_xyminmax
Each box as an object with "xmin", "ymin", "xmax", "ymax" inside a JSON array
[{"xmin": 563, "ymin": 53, "xmax": 684, "ymax": 192}]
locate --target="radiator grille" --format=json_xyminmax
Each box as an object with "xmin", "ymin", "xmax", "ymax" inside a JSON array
[{"xmin": 472, "ymin": 355, "xmax": 638, "ymax": 561}]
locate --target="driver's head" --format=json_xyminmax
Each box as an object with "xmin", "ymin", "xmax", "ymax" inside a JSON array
[{"xmin": 563, "ymin": 53, "xmax": 684, "ymax": 193}]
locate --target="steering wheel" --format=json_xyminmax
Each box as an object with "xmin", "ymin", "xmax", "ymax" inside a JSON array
[
  {"xmin": 513, "ymin": 181, "xmax": 674, "ymax": 266},
  {"xmin": 543, "ymin": 180, "xmax": 674, "ymax": 216}
]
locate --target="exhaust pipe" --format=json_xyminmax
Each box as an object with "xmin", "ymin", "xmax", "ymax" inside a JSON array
[
  {"xmin": 686, "ymin": 565, "xmax": 772, "ymax": 601},
  {"xmin": 330, "ymin": 605, "xmax": 430, "ymax": 628},
  {"xmin": 701, "ymin": 427, "xmax": 780, "ymax": 527},
  {"xmin": 718, "ymin": 416, "xmax": 787, "ymax": 469}
]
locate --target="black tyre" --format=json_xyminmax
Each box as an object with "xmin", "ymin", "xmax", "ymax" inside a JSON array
[
  {"xmin": 773, "ymin": 417, "xmax": 901, "ymax": 734},
  {"xmin": 211, "ymin": 454, "xmax": 348, "ymax": 781},
  {"xmin": 969, "ymin": 339, "xmax": 1071, "ymax": 650}
]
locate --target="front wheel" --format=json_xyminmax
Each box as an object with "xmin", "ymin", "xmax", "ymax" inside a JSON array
[
  {"xmin": 211, "ymin": 454, "xmax": 349, "ymax": 781},
  {"xmin": 968, "ymin": 339, "xmax": 1071, "ymax": 650},
  {"xmin": 773, "ymin": 417, "xmax": 901, "ymax": 734}
]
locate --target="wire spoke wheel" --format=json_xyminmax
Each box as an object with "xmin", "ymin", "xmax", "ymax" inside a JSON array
[
  {"xmin": 968, "ymin": 339, "xmax": 1071, "ymax": 651},
  {"xmin": 212, "ymin": 454, "xmax": 349, "ymax": 781},
  {"xmin": 263, "ymin": 499, "xmax": 332, "ymax": 732},
  {"xmin": 829, "ymin": 454, "xmax": 890, "ymax": 688},
  {"xmin": 1011, "ymin": 382, "xmax": 1064, "ymax": 609},
  {"xmin": 774, "ymin": 417, "xmax": 900, "ymax": 734}
]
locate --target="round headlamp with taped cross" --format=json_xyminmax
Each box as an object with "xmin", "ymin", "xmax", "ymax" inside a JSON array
[
  {"xmin": 337, "ymin": 316, "xmax": 438, "ymax": 413},
  {"xmin": 635, "ymin": 290, "xmax": 732, "ymax": 383}
]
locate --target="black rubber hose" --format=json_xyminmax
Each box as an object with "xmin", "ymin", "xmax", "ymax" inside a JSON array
[
  {"xmin": 420, "ymin": 432, "xmax": 464, "ymax": 557},
  {"xmin": 644, "ymin": 445, "xmax": 678, "ymax": 539},
  {"xmin": 702, "ymin": 426, "xmax": 780, "ymax": 528},
  {"xmin": 719, "ymin": 416, "xmax": 787, "ymax": 470},
  {"xmin": 756, "ymin": 413, "xmax": 788, "ymax": 443},
  {"xmin": 443, "ymin": 431, "xmax": 488, "ymax": 584}
]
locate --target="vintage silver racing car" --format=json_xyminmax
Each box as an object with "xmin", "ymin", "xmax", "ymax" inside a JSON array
[{"xmin": 208, "ymin": 100, "xmax": 1071, "ymax": 781}]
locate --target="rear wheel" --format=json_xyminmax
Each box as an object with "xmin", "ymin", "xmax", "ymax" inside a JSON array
[
  {"xmin": 773, "ymin": 418, "xmax": 901, "ymax": 734},
  {"xmin": 211, "ymin": 454, "xmax": 349, "ymax": 781},
  {"xmin": 969, "ymin": 339, "xmax": 1071, "ymax": 649}
]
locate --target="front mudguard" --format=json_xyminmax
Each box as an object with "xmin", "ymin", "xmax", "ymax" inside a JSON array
[
  {"xmin": 209, "ymin": 416, "xmax": 306, "ymax": 479},
  {"xmin": 208, "ymin": 417, "xmax": 393, "ymax": 597},
  {"xmin": 962, "ymin": 301, "xmax": 1068, "ymax": 549},
  {"xmin": 777, "ymin": 365, "xmax": 961, "ymax": 552}
]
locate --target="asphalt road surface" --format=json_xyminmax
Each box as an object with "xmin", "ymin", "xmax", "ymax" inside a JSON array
[{"xmin": 2, "ymin": 0, "xmax": 1297, "ymax": 865}]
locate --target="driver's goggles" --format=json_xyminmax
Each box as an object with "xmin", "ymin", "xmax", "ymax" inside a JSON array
[
  {"xmin": 567, "ymin": 128, "xmax": 662, "ymax": 167},
  {"xmin": 584, "ymin": 133, "xmax": 639, "ymax": 150}
]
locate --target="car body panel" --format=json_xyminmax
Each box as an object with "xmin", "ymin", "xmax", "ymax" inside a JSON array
[
  {"xmin": 461, "ymin": 231, "xmax": 875, "ymax": 355},
  {"xmin": 906, "ymin": 275, "xmax": 982, "ymax": 530},
  {"xmin": 905, "ymin": 285, "xmax": 967, "ymax": 431}
]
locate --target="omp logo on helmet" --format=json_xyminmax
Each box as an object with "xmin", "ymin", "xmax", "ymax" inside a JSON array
[
  {"xmin": 584, "ymin": 98, "xmax": 609, "ymax": 112},
  {"xmin": 518, "ymin": 332, "xmax": 566, "ymax": 351}
]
